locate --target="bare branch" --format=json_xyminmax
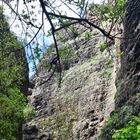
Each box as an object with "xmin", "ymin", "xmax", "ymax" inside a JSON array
[
  {"xmin": 55, "ymin": 21, "xmax": 79, "ymax": 32},
  {"xmin": 39, "ymin": 66, "xmax": 56, "ymax": 86},
  {"xmin": 25, "ymin": 24, "xmax": 43, "ymax": 47},
  {"xmin": 39, "ymin": 0, "xmax": 62, "ymax": 85},
  {"xmin": 47, "ymin": 12, "xmax": 113, "ymax": 40}
]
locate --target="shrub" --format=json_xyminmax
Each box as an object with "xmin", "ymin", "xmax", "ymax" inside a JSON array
[
  {"xmin": 84, "ymin": 32, "xmax": 92, "ymax": 41},
  {"xmin": 59, "ymin": 47, "xmax": 75, "ymax": 70},
  {"xmin": 89, "ymin": 0, "xmax": 127, "ymax": 22},
  {"xmin": 98, "ymin": 42, "xmax": 108, "ymax": 52},
  {"xmin": 0, "ymin": 88, "xmax": 27, "ymax": 140},
  {"xmin": 23, "ymin": 104, "xmax": 36, "ymax": 122},
  {"xmin": 112, "ymin": 115, "xmax": 140, "ymax": 140}
]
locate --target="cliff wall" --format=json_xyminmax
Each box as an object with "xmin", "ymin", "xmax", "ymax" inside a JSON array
[
  {"xmin": 23, "ymin": 26, "xmax": 117, "ymax": 140},
  {"xmin": 23, "ymin": 1, "xmax": 140, "ymax": 139}
]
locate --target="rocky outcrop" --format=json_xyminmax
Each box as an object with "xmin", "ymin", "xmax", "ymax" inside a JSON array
[
  {"xmin": 23, "ymin": 1, "xmax": 140, "ymax": 139},
  {"xmin": 115, "ymin": 0, "xmax": 140, "ymax": 108},
  {"xmin": 100, "ymin": 0, "xmax": 140, "ymax": 139},
  {"xmin": 23, "ymin": 26, "xmax": 116, "ymax": 140},
  {"xmin": 23, "ymin": 124, "xmax": 38, "ymax": 140}
]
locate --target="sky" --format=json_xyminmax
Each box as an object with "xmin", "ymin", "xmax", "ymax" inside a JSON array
[
  {"xmin": 1, "ymin": 0, "xmax": 104, "ymax": 77},
  {"xmin": 2, "ymin": 0, "xmax": 104, "ymax": 43}
]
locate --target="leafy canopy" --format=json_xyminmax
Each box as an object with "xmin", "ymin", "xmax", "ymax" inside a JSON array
[
  {"xmin": 0, "ymin": 8, "xmax": 28, "ymax": 140},
  {"xmin": 112, "ymin": 115, "xmax": 140, "ymax": 140}
]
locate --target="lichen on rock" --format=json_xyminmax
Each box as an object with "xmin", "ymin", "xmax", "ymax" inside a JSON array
[{"xmin": 23, "ymin": 24, "xmax": 117, "ymax": 140}]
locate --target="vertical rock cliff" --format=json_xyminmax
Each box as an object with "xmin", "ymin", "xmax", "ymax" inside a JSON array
[
  {"xmin": 100, "ymin": 0, "xmax": 140, "ymax": 139},
  {"xmin": 23, "ymin": 0, "xmax": 140, "ymax": 139},
  {"xmin": 23, "ymin": 26, "xmax": 117, "ymax": 140}
]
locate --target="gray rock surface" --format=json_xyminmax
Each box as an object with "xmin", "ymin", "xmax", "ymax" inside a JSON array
[{"xmin": 23, "ymin": 27, "xmax": 116, "ymax": 140}]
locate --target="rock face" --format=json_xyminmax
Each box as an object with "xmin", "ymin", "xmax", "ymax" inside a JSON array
[
  {"xmin": 115, "ymin": 0, "xmax": 140, "ymax": 108},
  {"xmin": 23, "ymin": 124, "xmax": 38, "ymax": 140},
  {"xmin": 23, "ymin": 26, "xmax": 117, "ymax": 139},
  {"xmin": 99, "ymin": 0, "xmax": 140, "ymax": 139},
  {"xmin": 22, "ymin": 1, "xmax": 140, "ymax": 139}
]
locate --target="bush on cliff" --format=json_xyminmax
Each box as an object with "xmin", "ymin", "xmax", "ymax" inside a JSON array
[{"xmin": 0, "ymin": 8, "xmax": 28, "ymax": 140}]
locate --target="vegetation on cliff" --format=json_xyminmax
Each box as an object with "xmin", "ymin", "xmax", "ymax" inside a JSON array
[
  {"xmin": 100, "ymin": 0, "xmax": 140, "ymax": 139},
  {"xmin": 112, "ymin": 115, "xmax": 140, "ymax": 139},
  {"xmin": 1, "ymin": 0, "xmax": 140, "ymax": 139},
  {"xmin": 0, "ymin": 8, "xmax": 28, "ymax": 140}
]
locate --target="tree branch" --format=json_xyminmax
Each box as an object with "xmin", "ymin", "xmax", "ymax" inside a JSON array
[
  {"xmin": 39, "ymin": 0, "xmax": 62, "ymax": 86},
  {"xmin": 47, "ymin": 12, "xmax": 113, "ymax": 40}
]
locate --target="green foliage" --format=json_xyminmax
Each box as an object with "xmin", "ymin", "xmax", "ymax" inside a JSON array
[
  {"xmin": 69, "ymin": 25, "xmax": 79, "ymax": 38},
  {"xmin": 84, "ymin": 31, "xmax": 92, "ymax": 41},
  {"xmin": 0, "ymin": 88, "xmax": 26, "ymax": 140},
  {"xmin": 99, "ymin": 101, "xmax": 140, "ymax": 140},
  {"xmin": 100, "ymin": 105, "xmax": 136, "ymax": 139},
  {"xmin": 23, "ymin": 104, "xmax": 36, "ymax": 122},
  {"xmin": 43, "ymin": 44, "xmax": 76, "ymax": 72},
  {"xmin": 0, "ymin": 8, "xmax": 28, "ymax": 139},
  {"xmin": 67, "ymin": 0, "xmax": 87, "ymax": 15},
  {"xmin": 98, "ymin": 42, "xmax": 108, "ymax": 52},
  {"xmin": 46, "ymin": 44, "xmax": 55, "ymax": 54},
  {"xmin": 112, "ymin": 115, "xmax": 140, "ymax": 140},
  {"xmin": 0, "ymin": 17, "xmax": 28, "ymax": 91},
  {"xmin": 59, "ymin": 47, "xmax": 75, "ymax": 70},
  {"xmin": 89, "ymin": 0, "xmax": 127, "ymax": 21},
  {"xmin": 59, "ymin": 20, "xmax": 70, "ymax": 27},
  {"xmin": 33, "ymin": 46, "xmax": 42, "ymax": 61},
  {"xmin": 101, "ymin": 113, "xmax": 119, "ymax": 137}
]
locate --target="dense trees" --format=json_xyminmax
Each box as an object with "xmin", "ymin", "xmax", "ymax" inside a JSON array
[{"xmin": 0, "ymin": 8, "xmax": 28, "ymax": 139}]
